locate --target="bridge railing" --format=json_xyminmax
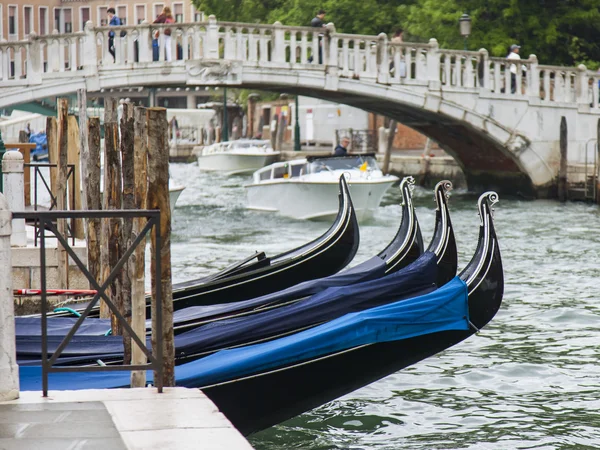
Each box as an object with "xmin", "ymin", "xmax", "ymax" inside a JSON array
[{"xmin": 4, "ymin": 16, "xmax": 600, "ymax": 110}]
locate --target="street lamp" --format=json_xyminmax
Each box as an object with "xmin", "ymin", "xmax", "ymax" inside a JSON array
[
  {"xmin": 459, "ymin": 13, "xmax": 471, "ymax": 51},
  {"xmin": 294, "ymin": 96, "xmax": 301, "ymax": 151}
]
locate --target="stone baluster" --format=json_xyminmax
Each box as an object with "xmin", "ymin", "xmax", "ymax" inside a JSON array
[
  {"xmin": 272, "ymin": 22, "xmax": 285, "ymax": 63},
  {"xmin": 577, "ymin": 64, "xmax": 588, "ymax": 105},
  {"xmin": 248, "ymin": 28, "xmax": 257, "ymax": 62},
  {"xmin": 555, "ymin": 71, "xmax": 564, "ymax": 102},
  {"xmin": 426, "ymin": 39, "xmax": 440, "ymax": 89},
  {"xmin": 543, "ymin": 69, "xmax": 551, "ymax": 101},
  {"xmin": 2, "ymin": 151, "xmax": 26, "ymax": 247},
  {"xmin": 527, "ymin": 55, "xmax": 539, "ymax": 97},
  {"xmin": 404, "ymin": 47, "xmax": 412, "ymax": 81},
  {"xmin": 311, "ymin": 30, "xmax": 319, "ymax": 64},
  {"xmin": 0, "ymin": 192, "xmax": 19, "ymax": 402},
  {"xmin": 259, "ymin": 29, "xmax": 268, "ymax": 62},
  {"xmin": 50, "ymin": 30, "xmax": 60, "ymax": 72},
  {"xmin": 324, "ymin": 23, "xmax": 336, "ymax": 68},
  {"xmin": 13, "ymin": 46, "xmax": 22, "ymax": 79},
  {"xmin": 235, "ymin": 28, "xmax": 244, "ymax": 60},
  {"xmin": 515, "ymin": 59, "xmax": 522, "ymax": 95},
  {"xmin": 300, "ymin": 31, "xmax": 308, "ymax": 64},
  {"xmin": 353, "ymin": 40, "xmax": 362, "ymax": 76},
  {"xmin": 377, "ymin": 33, "xmax": 389, "ymax": 84},
  {"xmin": 126, "ymin": 31, "xmax": 135, "ymax": 63},
  {"xmin": 81, "ymin": 21, "xmax": 97, "ymax": 74},
  {"xmin": 341, "ymin": 38, "xmax": 350, "ymax": 77},
  {"xmin": 593, "ymin": 74, "xmax": 599, "ymax": 108},
  {"xmin": 206, "ymin": 15, "xmax": 219, "ymax": 59},
  {"xmin": 391, "ymin": 44, "xmax": 401, "ymax": 83},
  {"xmin": 137, "ymin": 21, "xmax": 152, "ymax": 63},
  {"xmin": 479, "ymin": 49, "xmax": 489, "ymax": 89},
  {"xmin": 223, "ymin": 26, "xmax": 236, "ymax": 60},
  {"xmin": 1, "ymin": 45, "xmax": 8, "ymax": 81},
  {"xmin": 503, "ymin": 61, "xmax": 511, "ymax": 96},
  {"xmin": 289, "ymin": 31, "xmax": 297, "ymax": 64},
  {"xmin": 69, "ymin": 36, "xmax": 78, "ymax": 70},
  {"xmin": 27, "ymin": 32, "xmax": 42, "ymax": 84}
]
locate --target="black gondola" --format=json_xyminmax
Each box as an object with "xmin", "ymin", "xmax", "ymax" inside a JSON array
[{"xmin": 198, "ymin": 191, "xmax": 503, "ymax": 436}]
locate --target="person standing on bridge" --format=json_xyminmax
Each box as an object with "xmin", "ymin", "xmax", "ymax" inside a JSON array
[
  {"xmin": 309, "ymin": 9, "xmax": 326, "ymax": 64},
  {"xmin": 107, "ymin": 8, "xmax": 122, "ymax": 63},
  {"xmin": 507, "ymin": 44, "xmax": 522, "ymax": 94},
  {"xmin": 154, "ymin": 6, "xmax": 175, "ymax": 61}
]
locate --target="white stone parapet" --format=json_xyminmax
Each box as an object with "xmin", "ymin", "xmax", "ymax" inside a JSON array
[
  {"xmin": 0, "ymin": 193, "xmax": 19, "ymax": 401},
  {"xmin": 2, "ymin": 151, "xmax": 26, "ymax": 247}
]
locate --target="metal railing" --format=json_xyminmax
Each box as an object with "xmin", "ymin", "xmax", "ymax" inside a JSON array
[
  {"xmin": 12, "ymin": 209, "xmax": 164, "ymax": 396},
  {"xmin": 25, "ymin": 162, "xmax": 77, "ymax": 246}
]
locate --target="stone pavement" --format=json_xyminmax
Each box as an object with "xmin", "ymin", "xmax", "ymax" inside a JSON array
[{"xmin": 0, "ymin": 387, "xmax": 254, "ymax": 450}]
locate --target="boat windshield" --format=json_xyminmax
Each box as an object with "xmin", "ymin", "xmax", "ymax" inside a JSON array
[
  {"xmin": 230, "ymin": 140, "xmax": 272, "ymax": 150},
  {"xmin": 307, "ymin": 156, "xmax": 379, "ymax": 174}
]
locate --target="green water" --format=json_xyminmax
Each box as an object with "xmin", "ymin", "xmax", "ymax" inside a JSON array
[{"xmin": 169, "ymin": 163, "xmax": 600, "ymax": 449}]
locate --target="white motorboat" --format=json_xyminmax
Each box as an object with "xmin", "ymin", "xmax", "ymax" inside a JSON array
[
  {"xmin": 246, "ymin": 154, "xmax": 399, "ymax": 221},
  {"xmin": 195, "ymin": 139, "xmax": 280, "ymax": 175},
  {"xmin": 169, "ymin": 184, "xmax": 185, "ymax": 213}
]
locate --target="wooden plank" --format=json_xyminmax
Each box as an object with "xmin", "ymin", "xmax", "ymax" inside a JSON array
[
  {"xmin": 86, "ymin": 117, "xmax": 102, "ymax": 290},
  {"xmin": 131, "ymin": 106, "xmax": 149, "ymax": 388},
  {"xmin": 147, "ymin": 107, "xmax": 175, "ymax": 388},
  {"xmin": 67, "ymin": 115, "xmax": 84, "ymax": 239},
  {"xmin": 100, "ymin": 97, "xmax": 122, "ymax": 323},
  {"xmin": 56, "ymin": 98, "xmax": 69, "ymax": 291},
  {"xmin": 120, "ymin": 102, "xmax": 135, "ymax": 365}
]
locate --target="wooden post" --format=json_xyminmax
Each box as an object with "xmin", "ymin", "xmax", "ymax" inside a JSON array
[
  {"xmin": 558, "ymin": 116, "xmax": 567, "ymax": 202},
  {"xmin": 147, "ymin": 107, "xmax": 175, "ymax": 387},
  {"xmin": 382, "ymin": 120, "xmax": 397, "ymax": 175},
  {"xmin": 46, "ymin": 117, "xmax": 58, "ymax": 203},
  {"xmin": 120, "ymin": 102, "xmax": 135, "ymax": 365},
  {"xmin": 131, "ymin": 106, "xmax": 149, "ymax": 387},
  {"xmin": 86, "ymin": 117, "xmax": 102, "ymax": 288},
  {"xmin": 56, "ymin": 99, "xmax": 69, "ymax": 291},
  {"xmin": 78, "ymin": 89, "xmax": 89, "ymax": 210},
  {"xmin": 67, "ymin": 116, "xmax": 84, "ymax": 239},
  {"xmin": 100, "ymin": 97, "xmax": 123, "ymax": 326}
]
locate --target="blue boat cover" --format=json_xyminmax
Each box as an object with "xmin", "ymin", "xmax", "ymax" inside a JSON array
[
  {"xmin": 15, "ymin": 256, "xmax": 387, "ymax": 337},
  {"xmin": 19, "ymin": 277, "xmax": 469, "ymax": 391},
  {"xmin": 16, "ymin": 253, "xmax": 437, "ymax": 364}
]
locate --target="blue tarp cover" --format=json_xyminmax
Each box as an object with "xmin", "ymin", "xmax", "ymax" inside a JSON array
[
  {"xmin": 16, "ymin": 253, "xmax": 437, "ymax": 364},
  {"xmin": 15, "ymin": 256, "xmax": 387, "ymax": 337},
  {"xmin": 19, "ymin": 276, "xmax": 469, "ymax": 391}
]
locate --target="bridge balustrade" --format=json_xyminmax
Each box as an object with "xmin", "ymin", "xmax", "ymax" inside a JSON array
[{"xmin": 2, "ymin": 15, "xmax": 600, "ymax": 110}]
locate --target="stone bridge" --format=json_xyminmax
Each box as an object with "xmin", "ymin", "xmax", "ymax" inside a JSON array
[{"xmin": 1, "ymin": 16, "xmax": 600, "ymax": 197}]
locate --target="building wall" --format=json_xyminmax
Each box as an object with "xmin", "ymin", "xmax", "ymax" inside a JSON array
[
  {"xmin": 370, "ymin": 113, "xmax": 439, "ymax": 151},
  {"xmin": 0, "ymin": 0, "xmax": 202, "ymax": 41}
]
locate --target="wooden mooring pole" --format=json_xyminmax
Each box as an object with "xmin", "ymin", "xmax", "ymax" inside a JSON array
[
  {"xmin": 597, "ymin": 118, "xmax": 600, "ymax": 205},
  {"xmin": 67, "ymin": 115, "xmax": 84, "ymax": 239},
  {"xmin": 56, "ymin": 99, "xmax": 69, "ymax": 291},
  {"xmin": 120, "ymin": 102, "xmax": 135, "ymax": 365},
  {"xmin": 86, "ymin": 117, "xmax": 102, "ymax": 287},
  {"xmin": 382, "ymin": 120, "xmax": 397, "ymax": 175},
  {"xmin": 100, "ymin": 97, "xmax": 123, "ymax": 326},
  {"xmin": 558, "ymin": 116, "xmax": 567, "ymax": 202},
  {"xmin": 147, "ymin": 107, "xmax": 175, "ymax": 387},
  {"xmin": 131, "ymin": 106, "xmax": 149, "ymax": 387}
]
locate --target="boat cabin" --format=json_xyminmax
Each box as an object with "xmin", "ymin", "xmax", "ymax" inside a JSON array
[
  {"xmin": 253, "ymin": 154, "xmax": 381, "ymax": 183},
  {"xmin": 203, "ymin": 139, "xmax": 273, "ymax": 155}
]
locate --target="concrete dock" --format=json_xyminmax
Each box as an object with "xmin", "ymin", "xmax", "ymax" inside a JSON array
[{"xmin": 0, "ymin": 387, "xmax": 254, "ymax": 450}]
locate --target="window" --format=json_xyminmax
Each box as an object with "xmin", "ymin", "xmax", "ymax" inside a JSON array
[
  {"xmin": 135, "ymin": 5, "xmax": 146, "ymax": 24},
  {"xmin": 24, "ymin": 6, "xmax": 33, "ymax": 36},
  {"xmin": 8, "ymin": 5, "xmax": 17, "ymax": 36},
  {"xmin": 153, "ymin": 4, "xmax": 164, "ymax": 20},
  {"xmin": 80, "ymin": 7, "xmax": 90, "ymax": 30},
  {"xmin": 64, "ymin": 8, "xmax": 72, "ymax": 33},
  {"xmin": 117, "ymin": 5, "xmax": 127, "ymax": 25},
  {"xmin": 98, "ymin": 6, "xmax": 108, "ymax": 26},
  {"xmin": 191, "ymin": 6, "xmax": 203, "ymax": 22},
  {"xmin": 39, "ymin": 7, "xmax": 48, "ymax": 35},
  {"xmin": 173, "ymin": 3, "xmax": 183, "ymax": 23},
  {"xmin": 54, "ymin": 8, "xmax": 60, "ymax": 32}
]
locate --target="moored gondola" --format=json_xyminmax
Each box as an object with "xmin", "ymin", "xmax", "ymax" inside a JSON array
[
  {"xmin": 18, "ymin": 193, "xmax": 501, "ymax": 438},
  {"xmin": 197, "ymin": 191, "xmax": 502, "ymax": 435}
]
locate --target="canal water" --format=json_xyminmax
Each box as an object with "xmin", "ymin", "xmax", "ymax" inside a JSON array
[{"xmin": 169, "ymin": 162, "xmax": 600, "ymax": 449}]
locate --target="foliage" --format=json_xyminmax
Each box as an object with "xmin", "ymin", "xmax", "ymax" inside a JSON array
[{"xmin": 192, "ymin": 0, "xmax": 600, "ymax": 67}]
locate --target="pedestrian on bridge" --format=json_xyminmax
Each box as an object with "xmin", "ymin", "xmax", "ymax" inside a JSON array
[
  {"xmin": 154, "ymin": 6, "xmax": 175, "ymax": 61},
  {"xmin": 507, "ymin": 44, "xmax": 522, "ymax": 94},
  {"xmin": 309, "ymin": 9, "xmax": 326, "ymax": 64},
  {"xmin": 107, "ymin": 8, "xmax": 122, "ymax": 63}
]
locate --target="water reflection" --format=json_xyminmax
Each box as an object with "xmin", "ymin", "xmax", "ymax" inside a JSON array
[{"xmin": 168, "ymin": 163, "xmax": 600, "ymax": 449}]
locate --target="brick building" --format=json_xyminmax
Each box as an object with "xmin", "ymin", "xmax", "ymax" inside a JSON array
[{"xmin": 0, "ymin": 1, "xmax": 202, "ymax": 41}]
